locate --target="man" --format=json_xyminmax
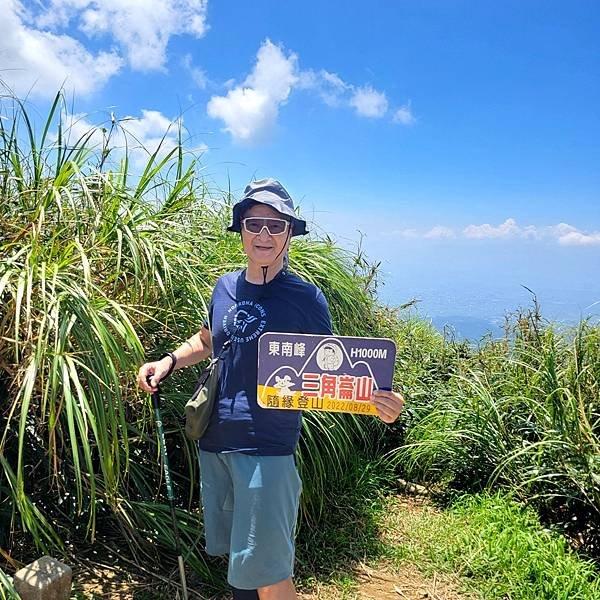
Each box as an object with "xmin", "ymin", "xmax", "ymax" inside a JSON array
[{"xmin": 138, "ymin": 179, "xmax": 404, "ymax": 600}]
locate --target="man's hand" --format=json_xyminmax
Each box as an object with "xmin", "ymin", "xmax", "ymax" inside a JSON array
[
  {"xmin": 137, "ymin": 357, "xmax": 173, "ymax": 393},
  {"xmin": 137, "ymin": 326, "xmax": 213, "ymax": 393},
  {"xmin": 371, "ymin": 389, "xmax": 404, "ymax": 423}
]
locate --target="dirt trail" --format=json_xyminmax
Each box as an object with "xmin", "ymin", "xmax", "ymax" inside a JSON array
[
  {"xmin": 74, "ymin": 493, "xmax": 471, "ymax": 599},
  {"xmin": 298, "ymin": 562, "xmax": 466, "ymax": 599},
  {"xmin": 295, "ymin": 493, "xmax": 471, "ymax": 600}
]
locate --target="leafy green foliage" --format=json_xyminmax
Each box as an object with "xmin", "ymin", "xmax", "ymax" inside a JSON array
[
  {"xmin": 394, "ymin": 307, "xmax": 600, "ymax": 555},
  {"xmin": 1, "ymin": 92, "xmax": 598, "ymax": 599},
  {"xmin": 0, "ymin": 93, "xmax": 392, "ymax": 590},
  {"xmin": 296, "ymin": 458, "xmax": 394, "ymax": 581},
  {"xmin": 388, "ymin": 493, "xmax": 600, "ymax": 599},
  {"xmin": 0, "ymin": 568, "xmax": 18, "ymax": 600}
]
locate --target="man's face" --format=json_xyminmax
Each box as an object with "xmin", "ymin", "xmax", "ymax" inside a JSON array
[{"xmin": 241, "ymin": 204, "xmax": 291, "ymax": 268}]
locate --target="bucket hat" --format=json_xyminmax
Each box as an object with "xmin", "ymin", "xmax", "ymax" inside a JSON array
[{"xmin": 227, "ymin": 178, "xmax": 308, "ymax": 236}]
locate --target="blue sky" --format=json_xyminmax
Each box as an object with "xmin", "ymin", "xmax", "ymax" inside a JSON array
[{"xmin": 2, "ymin": 0, "xmax": 599, "ymax": 323}]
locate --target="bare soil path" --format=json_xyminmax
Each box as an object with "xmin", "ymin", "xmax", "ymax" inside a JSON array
[
  {"xmin": 297, "ymin": 562, "xmax": 466, "ymax": 599},
  {"xmin": 293, "ymin": 494, "xmax": 470, "ymax": 600},
  {"xmin": 73, "ymin": 494, "xmax": 473, "ymax": 599}
]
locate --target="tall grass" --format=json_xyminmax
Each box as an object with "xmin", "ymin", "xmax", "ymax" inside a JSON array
[
  {"xmin": 395, "ymin": 307, "xmax": 600, "ymax": 555},
  {"xmin": 0, "ymin": 568, "xmax": 18, "ymax": 600},
  {"xmin": 0, "ymin": 93, "xmax": 391, "ymax": 591},
  {"xmin": 447, "ymin": 494, "xmax": 600, "ymax": 599},
  {"xmin": 385, "ymin": 492, "xmax": 600, "ymax": 599},
  {"xmin": 2, "ymin": 91, "xmax": 597, "ymax": 597}
]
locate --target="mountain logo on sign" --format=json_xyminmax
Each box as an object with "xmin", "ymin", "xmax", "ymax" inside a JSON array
[{"xmin": 263, "ymin": 337, "xmax": 378, "ymax": 392}]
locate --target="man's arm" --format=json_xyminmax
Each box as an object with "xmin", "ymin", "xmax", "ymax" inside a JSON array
[
  {"xmin": 138, "ymin": 326, "xmax": 213, "ymax": 392},
  {"xmin": 171, "ymin": 326, "xmax": 213, "ymax": 369}
]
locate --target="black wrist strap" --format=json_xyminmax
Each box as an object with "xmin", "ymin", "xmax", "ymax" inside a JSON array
[{"xmin": 158, "ymin": 352, "xmax": 177, "ymax": 379}]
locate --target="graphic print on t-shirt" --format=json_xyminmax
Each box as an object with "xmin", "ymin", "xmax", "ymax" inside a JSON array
[{"xmin": 223, "ymin": 300, "xmax": 267, "ymax": 343}]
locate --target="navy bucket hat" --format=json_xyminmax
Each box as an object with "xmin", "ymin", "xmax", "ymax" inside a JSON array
[{"xmin": 227, "ymin": 178, "xmax": 308, "ymax": 237}]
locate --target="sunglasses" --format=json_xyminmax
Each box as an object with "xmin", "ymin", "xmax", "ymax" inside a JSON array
[{"xmin": 242, "ymin": 217, "xmax": 290, "ymax": 236}]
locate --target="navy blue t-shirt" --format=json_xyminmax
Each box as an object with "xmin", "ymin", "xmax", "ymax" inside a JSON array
[{"xmin": 198, "ymin": 268, "xmax": 333, "ymax": 455}]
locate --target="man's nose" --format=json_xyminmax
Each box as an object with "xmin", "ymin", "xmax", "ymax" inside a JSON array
[{"xmin": 257, "ymin": 226, "xmax": 271, "ymax": 239}]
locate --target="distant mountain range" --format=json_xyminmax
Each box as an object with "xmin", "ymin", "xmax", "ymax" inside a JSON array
[{"xmin": 378, "ymin": 282, "xmax": 600, "ymax": 341}]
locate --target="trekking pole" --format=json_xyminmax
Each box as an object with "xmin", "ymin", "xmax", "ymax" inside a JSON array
[{"xmin": 148, "ymin": 377, "xmax": 189, "ymax": 600}]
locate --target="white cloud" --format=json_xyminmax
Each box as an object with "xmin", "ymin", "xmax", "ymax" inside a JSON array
[
  {"xmin": 0, "ymin": 0, "xmax": 209, "ymax": 98},
  {"xmin": 182, "ymin": 53, "xmax": 208, "ymax": 89},
  {"xmin": 288, "ymin": 64, "xmax": 395, "ymax": 121},
  {"xmin": 60, "ymin": 109, "xmax": 207, "ymax": 166},
  {"xmin": 463, "ymin": 218, "xmax": 536, "ymax": 239},
  {"xmin": 557, "ymin": 231, "xmax": 600, "ymax": 246},
  {"xmin": 119, "ymin": 110, "xmax": 183, "ymax": 157},
  {"xmin": 349, "ymin": 86, "xmax": 388, "ymax": 118},
  {"xmin": 424, "ymin": 226, "xmax": 455, "ymax": 239},
  {"xmin": 384, "ymin": 218, "xmax": 600, "ymax": 246},
  {"xmin": 36, "ymin": 0, "xmax": 209, "ymax": 72},
  {"xmin": 298, "ymin": 68, "xmax": 350, "ymax": 107},
  {"xmin": 548, "ymin": 222, "xmax": 579, "ymax": 237},
  {"xmin": 207, "ymin": 39, "xmax": 298, "ymax": 143},
  {"xmin": 393, "ymin": 103, "xmax": 416, "ymax": 125},
  {"xmin": 0, "ymin": 0, "xmax": 123, "ymax": 98},
  {"xmin": 321, "ymin": 71, "xmax": 349, "ymax": 94},
  {"xmin": 245, "ymin": 39, "xmax": 299, "ymax": 100},
  {"xmin": 207, "ymin": 40, "xmax": 410, "ymax": 142},
  {"xmin": 546, "ymin": 222, "xmax": 600, "ymax": 245}
]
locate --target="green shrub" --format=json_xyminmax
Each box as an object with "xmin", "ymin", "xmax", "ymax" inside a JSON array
[
  {"xmin": 388, "ymin": 492, "xmax": 600, "ymax": 599},
  {"xmin": 445, "ymin": 494, "xmax": 600, "ymax": 599},
  {"xmin": 394, "ymin": 306, "xmax": 600, "ymax": 554},
  {"xmin": 0, "ymin": 93, "xmax": 397, "ymax": 584}
]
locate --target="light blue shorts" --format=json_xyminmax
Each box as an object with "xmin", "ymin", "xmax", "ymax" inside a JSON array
[{"xmin": 198, "ymin": 450, "xmax": 302, "ymax": 590}]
